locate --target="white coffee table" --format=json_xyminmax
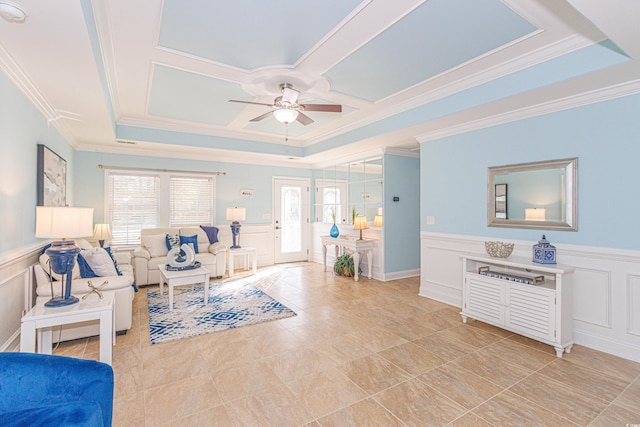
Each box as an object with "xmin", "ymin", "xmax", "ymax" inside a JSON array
[
  {"xmin": 21, "ymin": 292, "xmax": 115, "ymax": 365},
  {"xmin": 158, "ymin": 265, "xmax": 210, "ymax": 311},
  {"xmin": 228, "ymin": 247, "xmax": 257, "ymax": 278}
]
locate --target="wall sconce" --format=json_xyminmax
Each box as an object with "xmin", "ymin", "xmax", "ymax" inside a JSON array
[
  {"xmin": 525, "ymin": 208, "xmax": 546, "ymax": 221},
  {"xmin": 353, "ymin": 215, "xmax": 369, "ymax": 240},
  {"xmin": 226, "ymin": 207, "xmax": 246, "ymax": 248}
]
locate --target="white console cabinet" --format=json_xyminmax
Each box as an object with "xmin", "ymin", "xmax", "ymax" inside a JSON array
[{"xmin": 460, "ymin": 254, "xmax": 574, "ymax": 357}]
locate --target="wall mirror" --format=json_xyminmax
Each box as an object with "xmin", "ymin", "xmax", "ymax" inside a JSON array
[{"xmin": 487, "ymin": 158, "xmax": 577, "ymax": 231}]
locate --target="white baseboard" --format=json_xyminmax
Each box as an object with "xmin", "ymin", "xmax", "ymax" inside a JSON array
[
  {"xmin": 573, "ymin": 329, "xmax": 640, "ymax": 363},
  {"xmin": 383, "ymin": 269, "xmax": 420, "ymax": 281}
]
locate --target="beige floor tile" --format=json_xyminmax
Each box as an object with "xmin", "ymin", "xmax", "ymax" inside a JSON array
[
  {"xmin": 286, "ymin": 367, "xmax": 368, "ymax": 419},
  {"xmin": 563, "ymin": 344, "xmax": 640, "ymax": 381},
  {"xmin": 113, "ymin": 363, "xmax": 144, "ymax": 399},
  {"xmin": 538, "ymin": 359, "xmax": 631, "ymax": 402},
  {"xmin": 212, "ymin": 360, "xmax": 285, "ymax": 402},
  {"xmin": 439, "ymin": 324, "xmax": 504, "ymax": 349},
  {"xmin": 374, "ymin": 377, "xmax": 466, "ymax": 425},
  {"xmin": 452, "ymin": 351, "xmax": 533, "ymax": 388},
  {"xmin": 224, "ymin": 382, "xmax": 312, "ymax": 427},
  {"xmin": 480, "ymin": 339, "xmax": 556, "ymax": 371},
  {"xmin": 264, "ymin": 343, "xmax": 341, "ymax": 383},
  {"xmin": 464, "ymin": 318, "xmax": 514, "ymax": 338},
  {"xmin": 590, "ymin": 403, "xmax": 640, "ymax": 426},
  {"xmin": 163, "ymin": 404, "xmax": 235, "ymax": 427},
  {"xmin": 338, "ymin": 353, "xmax": 413, "ymax": 394},
  {"xmin": 614, "ymin": 376, "xmax": 640, "ymax": 414},
  {"xmin": 316, "ymin": 398, "xmax": 404, "ymax": 426},
  {"xmin": 378, "ymin": 341, "xmax": 445, "ymax": 376},
  {"xmin": 447, "ymin": 412, "xmax": 494, "ymax": 427},
  {"xmin": 505, "ymin": 333, "xmax": 556, "ymax": 355},
  {"xmin": 419, "ymin": 363, "xmax": 503, "ymax": 410},
  {"xmin": 112, "ymin": 391, "xmax": 145, "ymax": 427},
  {"xmin": 508, "ymin": 372, "xmax": 609, "ymax": 424},
  {"xmin": 144, "ymin": 374, "xmax": 223, "ymax": 426},
  {"xmin": 413, "ymin": 331, "xmax": 478, "ymax": 361},
  {"xmin": 319, "ymin": 333, "xmax": 375, "ymax": 364},
  {"xmin": 473, "ymin": 391, "xmax": 579, "ymax": 427}
]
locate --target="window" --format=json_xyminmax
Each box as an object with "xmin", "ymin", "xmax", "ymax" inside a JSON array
[
  {"xmin": 315, "ymin": 179, "xmax": 348, "ymax": 223},
  {"xmin": 106, "ymin": 170, "xmax": 215, "ymax": 246}
]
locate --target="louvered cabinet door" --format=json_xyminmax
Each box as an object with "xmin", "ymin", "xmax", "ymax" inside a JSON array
[
  {"xmin": 464, "ymin": 275, "xmax": 504, "ymax": 326},
  {"xmin": 505, "ymin": 283, "xmax": 556, "ymax": 343}
]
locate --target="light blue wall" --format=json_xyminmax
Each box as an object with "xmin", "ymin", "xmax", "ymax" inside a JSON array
[
  {"xmin": 74, "ymin": 151, "xmax": 312, "ymax": 225},
  {"xmin": 0, "ymin": 72, "xmax": 76, "ymax": 256},
  {"xmin": 421, "ymin": 93, "xmax": 640, "ymax": 250},
  {"xmin": 384, "ymin": 154, "xmax": 420, "ymax": 272}
]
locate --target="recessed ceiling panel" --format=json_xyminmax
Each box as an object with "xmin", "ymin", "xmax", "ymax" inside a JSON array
[
  {"xmin": 148, "ymin": 65, "xmax": 252, "ymax": 125},
  {"xmin": 158, "ymin": 0, "xmax": 363, "ymax": 70},
  {"xmin": 325, "ymin": 0, "xmax": 537, "ymax": 101}
]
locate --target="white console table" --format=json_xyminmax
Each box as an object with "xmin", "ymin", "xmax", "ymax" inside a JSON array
[
  {"xmin": 321, "ymin": 235, "xmax": 375, "ymax": 281},
  {"xmin": 460, "ymin": 254, "xmax": 574, "ymax": 358}
]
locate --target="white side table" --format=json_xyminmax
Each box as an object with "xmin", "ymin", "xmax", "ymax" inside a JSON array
[
  {"xmin": 321, "ymin": 235, "xmax": 376, "ymax": 281},
  {"xmin": 228, "ymin": 247, "xmax": 257, "ymax": 278},
  {"xmin": 21, "ymin": 292, "xmax": 115, "ymax": 365},
  {"xmin": 158, "ymin": 265, "xmax": 210, "ymax": 311}
]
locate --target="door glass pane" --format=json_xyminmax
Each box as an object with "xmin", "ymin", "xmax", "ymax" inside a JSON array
[{"xmin": 281, "ymin": 186, "xmax": 301, "ymax": 253}]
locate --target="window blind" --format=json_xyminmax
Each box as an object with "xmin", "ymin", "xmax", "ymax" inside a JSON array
[{"xmin": 169, "ymin": 176, "xmax": 214, "ymax": 227}]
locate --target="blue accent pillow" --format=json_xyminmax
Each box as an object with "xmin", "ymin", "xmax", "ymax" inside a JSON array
[
  {"xmin": 165, "ymin": 233, "xmax": 180, "ymax": 251},
  {"xmin": 103, "ymin": 247, "xmax": 122, "ymax": 276},
  {"xmin": 200, "ymin": 225, "xmax": 219, "ymax": 243},
  {"xmin": 179, "ymin": 234, "xmax": 199, "ymax": 254},
  {"xmin": 77, "ymin": 253, "xmax": 98, "ymax": 278}
]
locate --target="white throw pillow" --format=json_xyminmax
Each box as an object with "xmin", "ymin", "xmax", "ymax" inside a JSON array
[
  {"xmin": 80, "ymin": 247, "xmax": 119, "ymax": 277},
  {"xmin": 39, "ymin": 253, "xmax": 81, "ymax": 281},
  {"xmin": 142, "ymin": 233, "xmax": 169, "ymax": 257}
]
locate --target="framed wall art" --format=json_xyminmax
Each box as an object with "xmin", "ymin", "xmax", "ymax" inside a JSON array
[{"xmin": 37, "ymin": 144, "xmax": 67, "ymax": 206}]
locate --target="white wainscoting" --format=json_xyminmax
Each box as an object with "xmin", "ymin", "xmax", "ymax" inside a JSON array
[
  {"xmin": 0, "ymin": 244, "xmax": 41, "ymax": 351},
  {"xmin": 216, "ymin": 224, "xmax": 275, "ymax": 268},
  {"xmin": 420, "ymin": 232, "xmax": 640, "ymax": 362}
]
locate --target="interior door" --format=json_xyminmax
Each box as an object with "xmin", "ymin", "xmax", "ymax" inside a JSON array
[{"xmin": 273, "ymin": 177, "xmax": 309, "ymax": 263}]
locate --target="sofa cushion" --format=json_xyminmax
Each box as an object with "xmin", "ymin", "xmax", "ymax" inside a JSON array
[
  {"xmin": 142, "ymin": 233, "xmax": 169, "ymax": 257},
  {"xmin": 165, "ymin": 233, "xmax": 180, "ymax": 251},
  {"xmin": 200, "ymin": 225, "xmax": 219, "ymax": 243},
  {"xmin": 179, "ymin": 234, "xmax": 199, "ymax": 253},
  {"xmin": 180, "ymin": 228, "xmax": 209, "ymax": 249}
]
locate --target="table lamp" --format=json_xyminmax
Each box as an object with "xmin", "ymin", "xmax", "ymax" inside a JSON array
[
  {"xmin": 35, "ymin": 206, "xmax": 94, "ymax": 307},
  {"xmin": 353, "ymin": 215, "xmax": 369, "ymax": 240},
  {"xmin": 226, "ymin": 207, "xmax": 246, "ymax": 249},
  {"xmin": 93, "ymin": 223, "xmax": 113, "ymax": 247}
]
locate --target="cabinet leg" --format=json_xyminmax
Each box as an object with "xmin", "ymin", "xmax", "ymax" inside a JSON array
[
  {"xmin": 554, "ymin": 346, "xmax": 565, "ymax": 358},
  {"xmin": 565, "ymin": 344, "xmax": 573, "ymax": 354},
  {"xmin": 460, "ymin": 313, "xmax": 468, "ymax": 324}
]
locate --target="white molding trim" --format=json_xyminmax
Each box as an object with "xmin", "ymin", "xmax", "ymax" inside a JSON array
[
  {"xmin": 382, "ymin": 268, "xmax": 420, "ymax": 281},
  {"xmin": 573, "ymin": 329, "xmax": 640, "ymax": 363}
]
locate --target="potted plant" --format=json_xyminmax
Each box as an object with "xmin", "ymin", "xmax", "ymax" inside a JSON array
[{"xmin": 333, "ymin": 253, "xmax": 362, "ymax": 277}]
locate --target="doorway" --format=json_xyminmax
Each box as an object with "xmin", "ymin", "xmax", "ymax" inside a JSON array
[{"xmin": 273, "ymin": 177, "xmax": 309, "ymax": 263}]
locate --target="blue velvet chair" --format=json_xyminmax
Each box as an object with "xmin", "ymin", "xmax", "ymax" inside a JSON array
[{"xmin": 0, "ymin": 352, "xmax": 114, "ymax": 426}]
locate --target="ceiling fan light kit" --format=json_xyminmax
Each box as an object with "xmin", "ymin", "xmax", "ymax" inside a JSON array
[{"xmin": 229, "ymin": 82, "xmax": 342, "ymax": 127}]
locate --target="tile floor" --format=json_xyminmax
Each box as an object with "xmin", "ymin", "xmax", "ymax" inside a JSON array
[{"xmin": 54, "ymin": 262, "xmax": 640, "ymax": 426}]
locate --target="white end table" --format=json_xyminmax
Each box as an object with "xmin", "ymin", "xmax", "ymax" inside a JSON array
[
  {"xmin": 158, "ymin": 265, "xmax": 210, "ymax": 311},
  {"xmin": 21, "ymin": 292, "xmax": 115, "ymax": 365},
  {"xmin": 228, "ymin": 247, "xmax": 257, "ymax": 278}
]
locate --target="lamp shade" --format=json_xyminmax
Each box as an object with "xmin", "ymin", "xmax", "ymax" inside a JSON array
[
  {"xmin": 525, "ymin": 208, "xmax": 546, "ymax": 221},
  {"xmin": 226, "ymin": 207, "xmax": 246, "ymax": 222},
  {"xmin": 273, "ymin": 108, "xmax": 299, "ymax": 124},
  {"xmin": 353, "ymin": 215, "xmax": 369, "ymax": 230},
  {"xmin": 93, "ymin": 223, "xmax": 113, "ymax": 240},
  {"xmin": 373, "ymin": 215, "xmax": 383, "ymax": 227},
  {"xmin": 35, "ymin": 207, "xmax": 94, "ymax": 238}
]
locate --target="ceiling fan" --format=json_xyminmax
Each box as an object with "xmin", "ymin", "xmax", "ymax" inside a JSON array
[{"xmin": 229, "ymin": 83, "xmax": 342, "ymax": 126}]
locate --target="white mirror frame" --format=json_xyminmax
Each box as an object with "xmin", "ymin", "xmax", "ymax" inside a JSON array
[{"xmin": 488, "ymin": 158, "xmax": 578, "ymax": 231}]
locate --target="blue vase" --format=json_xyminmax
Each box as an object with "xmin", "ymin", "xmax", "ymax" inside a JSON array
[{"xmin": 330, "ymin": 223, "xmax": 339, "ymax": 238}]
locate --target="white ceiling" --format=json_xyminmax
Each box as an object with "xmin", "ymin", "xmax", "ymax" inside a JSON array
[{"xmin": 0, "ymin": 0, "xmax": 639, "ymax": 168}]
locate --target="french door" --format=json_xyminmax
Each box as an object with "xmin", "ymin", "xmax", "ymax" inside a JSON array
[{"xmin": 273, "ymin": 177, "xmax": 309, "ymax": 263}]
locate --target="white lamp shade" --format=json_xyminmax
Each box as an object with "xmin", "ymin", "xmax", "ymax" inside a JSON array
[
  {"xmin": 226, "ymin": 207, "xmax": 246, "ymax": 222},
  {"xmin": 353, "ymin": 215, "xmax": 369, "ymax": 231},
  {"xmin": 93, "ymin": 223, "xmax": 113, "ymax": 240},
  {"xmin": 273, "ymin": 108, "xmax": 299, "ymax": 124},
  {"xmin": 35, "ymin": 206, "xmax": 94, "ymax": 239},
  {"xmin": 373, "ymin": 215, "xmax": 383, "ymax": 227},
  {"xmin": 525, "ymin": 208, "xmax": 546, "ymax": 221}
]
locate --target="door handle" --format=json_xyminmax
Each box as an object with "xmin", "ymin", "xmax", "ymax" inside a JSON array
[{"xmin": 275, "ymin": 226, "xmax": 281, "ymax": 230}]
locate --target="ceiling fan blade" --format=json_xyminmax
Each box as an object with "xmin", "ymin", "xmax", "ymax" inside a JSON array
[
  {"xmin": 228, "ymin": 100, "xmax": 274, "ymax": 107},
  {"xmin": 300, "ymin": 103, "xmax": 342, "ymax": 112},
  {"xmin": 282, "ymin": 87, "xmax": 300, "ymax": 104},
  {"xmin": 296, "ymin": 112, "xmax": 314, "ymax": 126},
  {"xmin": 250, "ymin": 111, "xmax": 274, "ymax": 122}
]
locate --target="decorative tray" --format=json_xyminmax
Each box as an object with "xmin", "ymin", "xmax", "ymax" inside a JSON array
[
  {"xmin": 165, "ymin": 261, "xmax": 202, "ymax": 271},
  {"xmin": 478, "ymin": 266, "xmax": 544, "ymax": 285}
]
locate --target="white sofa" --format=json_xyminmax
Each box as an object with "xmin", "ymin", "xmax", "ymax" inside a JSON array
[
  {"xmin": 133, "ymin": 227, "xmax": 227, "ymax": 286},
  {"xmin": 34, "ymin": 251, "xmax": 135, "ymax": 342}
]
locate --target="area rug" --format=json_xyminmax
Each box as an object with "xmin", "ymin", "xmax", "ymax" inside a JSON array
[{"xmin": 147, "ymin": 280, "xmax": 296, "ymax": 345}]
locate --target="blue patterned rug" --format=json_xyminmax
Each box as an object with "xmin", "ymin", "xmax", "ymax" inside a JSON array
[{"xmin": 147, "ymin": 280, "xmax": 296, "ymax": 345}]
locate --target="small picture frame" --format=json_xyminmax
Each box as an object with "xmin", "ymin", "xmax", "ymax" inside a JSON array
[
  {"xmin": 37, "ymin": 144, "xmax": 67, "ymax": 206},
  {"xmin": 495, "ymin": 183, "xmax": 507, "ymax": 219}
]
